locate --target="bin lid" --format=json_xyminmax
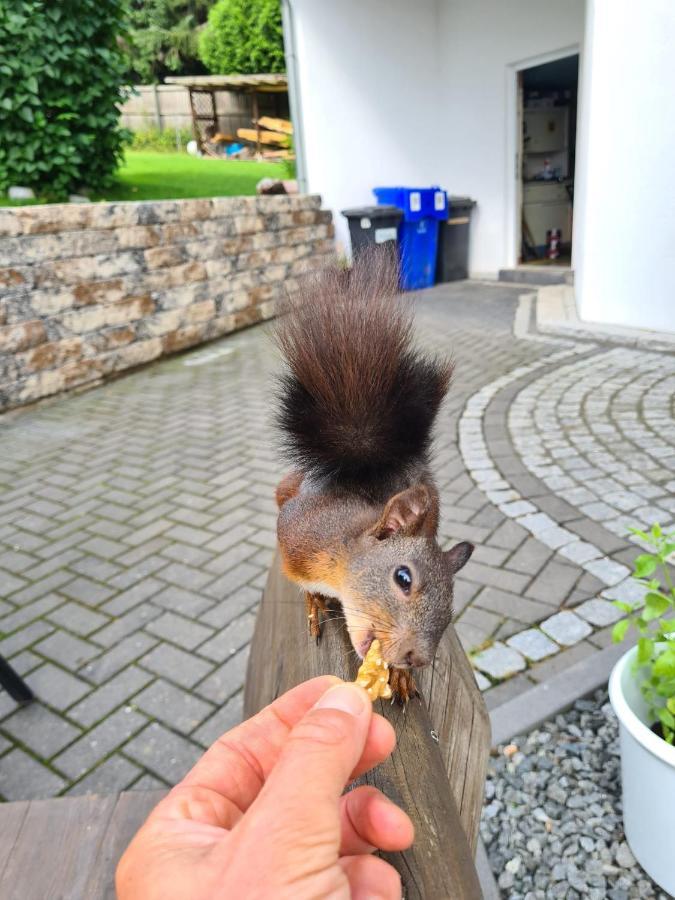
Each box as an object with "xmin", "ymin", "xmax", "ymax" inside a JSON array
[
  {"xmin": 341, "ymin": 205, "xmax": 403, "ymax": 219},
  {"xmin": 448, "ymin": 196, "xmax": 476, "ymax": 209}
]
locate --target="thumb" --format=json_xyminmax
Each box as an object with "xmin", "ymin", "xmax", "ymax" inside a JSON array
[{"xmin": 250, "ymin": 682, "xmax": 372, "ymax": 839}]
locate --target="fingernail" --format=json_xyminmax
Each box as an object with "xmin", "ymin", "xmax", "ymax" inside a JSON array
[{"xmin": 314, "ymin": 683, "xmax": 369, "ymax": 717}]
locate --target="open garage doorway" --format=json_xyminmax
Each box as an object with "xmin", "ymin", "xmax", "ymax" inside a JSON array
[{"xmin": 518, "ymin": 54, "xmax": 578, "ymax": 267}]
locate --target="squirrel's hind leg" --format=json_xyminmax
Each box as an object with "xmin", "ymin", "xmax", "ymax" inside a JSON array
[
  {"xmin": 388, "ymin": 667, "xmax": 419, "ymax": 704},
  {"xmin": 305, "ymin": 592, "xmax": 328, "ymax": 644}
]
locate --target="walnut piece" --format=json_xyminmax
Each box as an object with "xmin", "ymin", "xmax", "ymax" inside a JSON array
[{"xmin": 355, "ymin": 639, "xmax": 392, "ymax": 700}]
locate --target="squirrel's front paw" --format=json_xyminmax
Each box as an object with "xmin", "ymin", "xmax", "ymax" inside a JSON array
[
  {"xmin": 388, "ymin": 667, "xmax": 419, "ymax": 704},
  {"xmin": 305, "ymin": 592, "xmax": 328, "ymax": 644}
]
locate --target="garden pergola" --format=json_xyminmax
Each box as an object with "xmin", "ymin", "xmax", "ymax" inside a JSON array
[{"xmin": 165, "ymin": 73, "xmax": 288, "ymax": 154}]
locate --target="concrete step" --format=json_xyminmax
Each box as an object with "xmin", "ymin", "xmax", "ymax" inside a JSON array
[{"xmin": 498, "ymin": 266, "xmax": 571, "ymax": 286}]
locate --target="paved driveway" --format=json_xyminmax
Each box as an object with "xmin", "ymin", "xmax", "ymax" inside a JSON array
[{"xmin": 1, "ymin": 281, "xmax": 673, "ymax": 800}]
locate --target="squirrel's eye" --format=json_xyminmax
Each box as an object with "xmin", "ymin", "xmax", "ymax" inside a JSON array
[{"xmin": 394, "ymin": 566, "xmax": 412, "ymax": 593}]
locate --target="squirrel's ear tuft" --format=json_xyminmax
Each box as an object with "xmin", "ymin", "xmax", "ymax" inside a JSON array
[
  {"xmin": 371, "ymin": 485, "xmax": 430, "ymax": 539},
  {"xmin": 445, "ymin": 541, "xmax": 474, "ymax": 573}
]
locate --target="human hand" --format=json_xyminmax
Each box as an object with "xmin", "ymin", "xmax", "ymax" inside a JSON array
[{"xmin": 116, "ymin": 676, "xmax": 414, "ymax": 899}]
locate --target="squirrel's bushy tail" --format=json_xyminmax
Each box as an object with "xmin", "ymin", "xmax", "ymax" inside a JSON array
[{"xmin": 276, "ymin": 250, "xmax": 452, "ymax": 491}]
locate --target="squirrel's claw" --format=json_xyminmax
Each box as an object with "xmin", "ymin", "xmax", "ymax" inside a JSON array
[
  {"xmin": 389, "ymin": 667, "xmax": 419, "ymax": 704},
  {"xmin": 305, "ymin": 592, "xmax": 327, "ymax": 644}
]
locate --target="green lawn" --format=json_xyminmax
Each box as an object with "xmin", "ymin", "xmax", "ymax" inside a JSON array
[{"xmin": 0, "ymin": 151, "xmax": 284, "ymax": 206}]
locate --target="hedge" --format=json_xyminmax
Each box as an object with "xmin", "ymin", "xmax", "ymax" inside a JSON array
[{"xmin": 0, "ymin": 0, "xmax": 130, "ymax": 199}]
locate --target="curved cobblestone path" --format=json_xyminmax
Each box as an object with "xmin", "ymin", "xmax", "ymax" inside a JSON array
[{"xmin": 0, "ymin": 281, "xmax": 673, "ymax": 800}]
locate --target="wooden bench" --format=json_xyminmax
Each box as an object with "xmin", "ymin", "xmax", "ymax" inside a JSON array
[{"xmin": 0, "ymin": 554, "xmax": 490, "ymax": 898}]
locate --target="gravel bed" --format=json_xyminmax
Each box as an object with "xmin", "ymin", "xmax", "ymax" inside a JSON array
[{"xmin": 480, "ymin": 688, "xmax": 670, "ymax": 899}]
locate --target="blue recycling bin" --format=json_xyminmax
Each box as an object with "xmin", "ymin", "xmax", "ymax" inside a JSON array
[{"xmin": 373, "ymin": 186, "xmax": 448, "ymax": 290}]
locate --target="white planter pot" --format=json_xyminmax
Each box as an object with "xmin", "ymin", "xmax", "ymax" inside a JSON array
[{"xmin": 609, "ymin": 646, "xmax": 675, "ymax": 894}]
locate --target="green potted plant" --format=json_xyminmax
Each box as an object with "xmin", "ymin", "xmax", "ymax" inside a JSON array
[{"xmin": 609, "ymin": 523, "xmax": 675, "ymax": 894}]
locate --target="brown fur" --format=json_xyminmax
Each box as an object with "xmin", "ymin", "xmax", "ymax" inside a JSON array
[{"xmin": 274, "ymin": 253, "xmax": 474, "ymax": 693}]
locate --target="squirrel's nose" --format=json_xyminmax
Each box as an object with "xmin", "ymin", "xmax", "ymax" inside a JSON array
[{"xmin": 403, "ymin": 649, "xmax": 427, "ymax": 668}]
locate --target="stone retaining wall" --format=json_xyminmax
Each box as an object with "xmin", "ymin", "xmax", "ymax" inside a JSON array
[{"xmin": 0, "ymin": 195, "xmax": 334, "ymax": 412}]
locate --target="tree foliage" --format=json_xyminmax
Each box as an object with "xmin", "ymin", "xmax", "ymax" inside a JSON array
[
  {"xmin": 198, "ymin": 0, "xmax": 285, "ymax": 75},
  {"xmin": 0, "ymin": 0, "xmax": 130, "ymax": 199},
  {"xmin": 126, "ymin": 0, "xmax": 211, "ymax": 84}
]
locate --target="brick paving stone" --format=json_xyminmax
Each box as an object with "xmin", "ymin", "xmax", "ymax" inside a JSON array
[
  {"xmin": 144, "ymin": 611, "xmax": 214, "ymax": 650},
  {"xmin": 0, "ymin": 570, "xmax": 28, "ymax": 596},
  {"xmin": 156, "ymin": 561, "xmax": 214, "ymax": 592},
  {"xmin": 582, "ymin": 556, "xmax": 631, "ymax": 587},
  {"xmin": 0, "ymin": 594, "xmax": 63, "ymax": 634},
  {"xmin": 198, "ymin": 613, "xmax": 256, "ymax": 663},
  {"xmin": 34, "ymin": 630, "xmax": 100, "ymax": 669},
  {"xmin": 473, "ymin": 671, "xmax": 491, "ymax": 692},
  {"xmin": 134, "ymin": 679, "xmax": 214, "ymax": 733},
  {"xmin": 525, "ymin": 560, "xmax": 581, "ymax": 607},
  {"xmin": 504, "ymin": 538, "xmax": 552, "ymax": 577},
  {"xmin": 474, "ymin": 587, "xmax": 551, "ymax": 625},
  {"xmin": 455, "ymin": 606, "xmax": 501, "ymax": 652},
  {"xmin": 192, "ymin": 692, "xmax": 244, "ymax": 747},
  {"xmin": 100, "ymin": 577, "xmax": 164, "ymax": 616},
  {"xmin": 540, "ymin": 611, "xmax": 593, "ymax": 647},
  {"xmin": 194, "ymin": 647, "xmax": 250, "ymax": 704},
  {"xmin": 506, "ymin": 628, "xmax": 559, "ymax": 662},
  {"xmin": 91, "ymin": 604, "xmax": 164, "ymax": 648},
  {"xmin": 139, "ymin": 643, "xmax": 213, "ymax": 689},
  {"xmin": 59, "ymin": 576, "xmax": 116, "ymax": 608},
  {"xmin": 452, "ymin": 578, "xmax": 482, "ymax": 616},
  {"xmin": 4, "ymin": 650, "xmax": 41, "ymax": 677},
  {"xmin": 123, "ymin": 722, "xmax": 202, "ymax": 784},
  {"xmin": 81, "ymin": 633, "xmax": 158, "ymax": 684},
  {"xmin": 66, "ymin": 754, "xmax": 142, "ymax": 796},
  {"xmin": 67, "ymin": 665, "xmax": 153, "ymax": 728},
  {"xmin": 575, "ymin": 598, "xmax": 624, "ymax": 627},
  {"xmin": 460, "ymin": 560, "xmax": 530, "ymax": 594},
  {"xmin": 27, "ymin": 663, "xmax": 92, "ymax": 710},
  {"xmin": 202, "ymin": 561, "xmax": 264, "ymax": 600},
  {"xmin": 160, "ymin": 543, "xmax": 214, "ymax": 569},
  {"xmin": 489, "ymin": 519, "xmax": 528, "ymax": 550},
  {"xmin": 0, "ymin": 748, "xmax": 67, "ymax": 801},
  {"xmin": 53, "ymin": 707, "xmax": 148, "ymax": 779},
  {"xmin": 68, "ymin": 556, "xmax": 123, "ymax": 584},
  {"xmin": 2, "ymin": 703, "xmax": 82, "ymax": 758},
  {"xmin": 150, "ymin": 585, "xmax": 214, "ymax": 618},
  {"xmin": 46, "ymin": 602, "xmax": 110, "ymax": 637},
  {"xmin": 199, "ymin": 586, "xmax": 261, "ymax": 629},
  {"xmin": 471, "ymin": 642, "xmax": 526, "ymax": 679}
]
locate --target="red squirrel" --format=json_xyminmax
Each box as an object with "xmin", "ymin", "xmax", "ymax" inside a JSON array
[{"xmin": 274, "ymin": 252, "xmax": 474, "ymax": 701}]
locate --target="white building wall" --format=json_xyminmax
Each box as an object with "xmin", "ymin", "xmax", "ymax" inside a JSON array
[
  {"xmin": 288, "ymin": 0, "xmax": 442, "ymax": 255},
  {"xmin": 287, "ymin": 0, "xmax": 585, "ymax": 275},
  {"xmin": 435, "ymin": 0, "xmax": 585, "ymax": 276},
  {"xmin": 574, "ymin": 0, "xmax": 675, "ymax": 333}
]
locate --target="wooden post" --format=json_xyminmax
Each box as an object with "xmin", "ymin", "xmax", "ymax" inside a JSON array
[
  {"xmin": 244, "ymin": 553, "xmax": 489, "ymax": 900},
  {"xmin": 151, "ymin": 83, "xmax": 162, "ymax": 132},
  {"xmin": 252, "ymin": 91, "xmax": 261, "ymax": 157}
]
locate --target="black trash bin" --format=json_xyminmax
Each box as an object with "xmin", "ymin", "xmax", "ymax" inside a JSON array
[
  {"xmin": 435, "ymin": 197, "xmax": 476, "ymax": 282},
  {"xmin": 341, "ymin": 205, "xmax": 403, "ymax": 257}
]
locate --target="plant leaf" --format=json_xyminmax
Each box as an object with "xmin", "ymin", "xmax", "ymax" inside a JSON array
[
  {"xmin": 612, "ymin": 619, "xmax": 630, "ymax": 643},
  {"xmin": 638, "ymin": 638, "xmax": 654, "ymax": 664},
  {"xmin": 634, "ymin": 555, "xmax": 658, "ymax": 578}
]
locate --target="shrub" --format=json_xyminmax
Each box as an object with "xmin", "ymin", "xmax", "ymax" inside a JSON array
[
  {"xmin": 130, "ymin": 127, "xmax": 194, "ymax": 152},
  {"xmin": 0, "ymin": 0, "xmax": 130, "ymax": 199},
  {"xmin": 612, "ymin": 523, "xmax": 675, "ymax": 744},
  {"xmin": 198, "ymin": 0, "xmax": 285, "ymax": 75}
]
